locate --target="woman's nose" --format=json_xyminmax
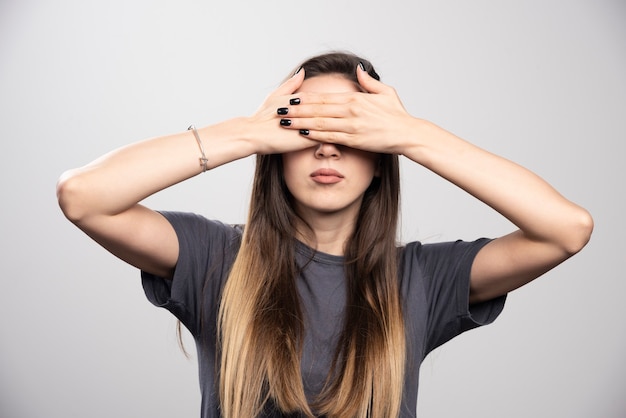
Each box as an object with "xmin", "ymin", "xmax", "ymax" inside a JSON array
[{"xmin": 315, "ymin": 143, "xmax": 341, "ymax": 159}]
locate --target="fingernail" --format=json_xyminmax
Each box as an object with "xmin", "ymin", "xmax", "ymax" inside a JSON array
[
  {"xmin": 280, "ymin": 119, "xmax": 291, "ymax": 126},
  {"xmin": 289, "ymin": 98, "xmax": 300, "ymax": 105},
  {"xmin": 299, "ymin": 129, "xmax": 309, "ymax": 136},
  {"xmin": 358, "ymin": 61, "xmax": 366, "ymax": 72},
  {"xmin": 277, "ymin": 107, "xmax": 288, "ymax": 115},
  {"xmin": 292, "ymin": 66, "xmax": 302, "ymax": 77}
]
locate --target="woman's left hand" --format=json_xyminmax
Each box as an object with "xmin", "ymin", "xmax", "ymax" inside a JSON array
[{"xmin": 277, "ymin": 65, "xmax": 417, "ymax": 155}]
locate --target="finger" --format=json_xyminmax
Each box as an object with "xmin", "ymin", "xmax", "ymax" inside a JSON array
[
  {"xmin": 356, "ymin": 63, "xmax": 391, "ymax": 95},
  {"xmin": 278, "ymin": 116, "xmax": 351, "ymax": 134},
  {"xmin": 295, "ymin": 129, "xmax": 381, "ymax": 154},
  {"xmin": 271, "ymin": 68, "xmax": 305, "ymax": 97},
  {"xmin": 289, "ymin": 91, "xmax": 354, "ymax": 106},
  {"xmin": 279, "ymin": 103, "xmax": 351, "ymax": 119},
  {"xmin": 297, "ymin": 129, "xmax": 352, "ymax": 145}
]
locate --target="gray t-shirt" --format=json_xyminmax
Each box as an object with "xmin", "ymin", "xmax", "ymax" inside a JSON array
[{"xmin": 142, "ymin": 211, "xmax": 506, "ymax": 417}]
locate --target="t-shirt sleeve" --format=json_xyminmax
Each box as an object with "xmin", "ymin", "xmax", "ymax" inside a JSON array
[
  {"xmin": 403, "ymin": 238, "xmax": 506, "ymax": 355},
  {"xmin": 140, "ymin": 211, "xmax": 241, "ymax": 338}
]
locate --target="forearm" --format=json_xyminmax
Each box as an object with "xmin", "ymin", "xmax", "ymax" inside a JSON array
[
  {"xmin": 57, "ymin": 117, "xmax": 255, "ymax": 222},
  {"xmin": 402, "ymin": 118, "xmax": 593, "ymax": 254}
]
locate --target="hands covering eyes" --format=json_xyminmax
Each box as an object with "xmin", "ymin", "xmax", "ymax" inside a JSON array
[
  {"xmin": 275, "ymin": 65, "xmax": 416, "ymax": 155},
  {"xmin": 248, "ymin": 64, "xmax": 416, "ymax": 156}
]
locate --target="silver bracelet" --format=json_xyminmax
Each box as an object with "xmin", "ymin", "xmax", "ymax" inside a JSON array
[{"xmin": 187, "ymin": 125, "xmax": 209, "ymax": 172}]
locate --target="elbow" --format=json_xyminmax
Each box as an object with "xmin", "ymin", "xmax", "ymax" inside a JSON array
[
  {"xmin": 56, "ymin": 169, "xmax": 90, "ymax": 224},
  {"xmin": 562, "ymin": 207, "xmax": 594, "ymax": 256}
]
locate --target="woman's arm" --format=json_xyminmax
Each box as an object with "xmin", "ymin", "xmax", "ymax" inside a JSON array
[
  {"xmin": 278, "ymin": 66, "xmax": 593, "ymax": 302},
  {"xmin": 57, "ymin": 71, "xmax": 313, "ymax": 278},
  {"xmin": 400, "ymin": 119, "xmax": 593, "ymax": 303}
]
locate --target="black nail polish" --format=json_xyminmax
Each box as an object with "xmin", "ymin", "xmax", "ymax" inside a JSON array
[
  {"xmin": 289, "ymin": 98, "xmax": 301, "ymax": 105},
  {"xmin": 299, "ymin": 129, "xmax": 309, "ymax": 136},
  {"xmin": 358, "ymin": 61, "xmax": 366, "ymax": 72},
  {"xmin": 293, "ymin": 66, "xmax": 302, "ymax": 76},
  {"xmin": 277, "ymin": 107, "xmax": 288, "ymax": 115},
  {"xmin": 280, "ymin": 119, "xmax": 291, "ymax": 126}
]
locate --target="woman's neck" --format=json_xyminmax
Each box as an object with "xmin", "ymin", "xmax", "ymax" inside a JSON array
[{"xmin": 295, "ymin": 212, "xmax": 357, "ymax": 256}]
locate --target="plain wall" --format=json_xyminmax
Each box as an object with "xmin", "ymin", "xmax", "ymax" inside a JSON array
[{"xmin": 1, "ymin": 0, "xmax": 624, "ymax": 417}]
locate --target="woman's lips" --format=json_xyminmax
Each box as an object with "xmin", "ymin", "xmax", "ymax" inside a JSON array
[{"xmin": 310, "ymin": 168, "xmax": 344, "ymax": 184}]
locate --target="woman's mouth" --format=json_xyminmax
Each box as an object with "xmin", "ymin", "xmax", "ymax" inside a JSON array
[{"xmin": 310, "ymin": 168, "xmax": 344, "ymax": 184}]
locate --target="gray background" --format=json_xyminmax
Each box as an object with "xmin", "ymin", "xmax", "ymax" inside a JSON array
[{"xmin": 1, "ymin": 0, "xmax": 624, "ymax": 417}]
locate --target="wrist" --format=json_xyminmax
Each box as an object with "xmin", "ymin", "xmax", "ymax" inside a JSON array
[
  {"xmin": 234, "ymin": 116, "xmax": 265, "ymax": 155},
  {"xmin": 196, "ymin": 118, "xmax": 257, "ymax": 168},
  {"xmin": 399, "ymin": 117, "xmax": 430, "ymax": 158}
]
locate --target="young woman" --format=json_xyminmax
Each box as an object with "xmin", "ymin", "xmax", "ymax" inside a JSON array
[{"xmin": 56, "ymin": 52, "xmax": 593, "ymax": 418}]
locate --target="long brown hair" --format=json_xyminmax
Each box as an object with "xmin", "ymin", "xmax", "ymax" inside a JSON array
[{"xmin": 218, "ymin": 52, "xmax": 405, "ymax": 418}]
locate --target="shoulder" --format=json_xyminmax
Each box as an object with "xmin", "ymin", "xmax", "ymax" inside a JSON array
[
  {"xmin": 158, "ymin": 211, "xmax": 243, "ymax": 252},
  {"xmin": 399, "ymin": 238, "xmax": 492, "ymax": 287},
  {"xmin": 400, "ymin": 238, "xmax": 491, "ymax": 265},
  {"xmin": 159, "ymin": 211, "xmax": 242, "ymax": 235}
]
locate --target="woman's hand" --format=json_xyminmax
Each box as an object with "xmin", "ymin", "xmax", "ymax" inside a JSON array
[
  {"xmin": 245, "ymin": 69, "xmax": 319, "ymax": 155},
  {"xmin": 276, "ymin": 65, "xmax": 418, "ymax": 155}
]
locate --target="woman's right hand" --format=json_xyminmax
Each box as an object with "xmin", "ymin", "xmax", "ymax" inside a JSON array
[{"xmin": 243, "ymin": 68, "xmax": 318, "ymax": 155}]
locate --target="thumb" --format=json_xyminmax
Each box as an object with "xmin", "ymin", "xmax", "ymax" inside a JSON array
[
  {"xmin": 356, "ymin": 63, "xmax": 388, "ymax": 94},
  {"xmin": 272, "ymin": 67, "xmax": 305, "ymax": 96}
]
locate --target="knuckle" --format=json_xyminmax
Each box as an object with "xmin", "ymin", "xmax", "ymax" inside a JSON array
[
  {"xmin": 326, "ymin": 131, "xmax": 339, "ymax": 143},
  {"xmin": 314, "ymin": 118, "xmax": 326, "ymax": 130}
]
